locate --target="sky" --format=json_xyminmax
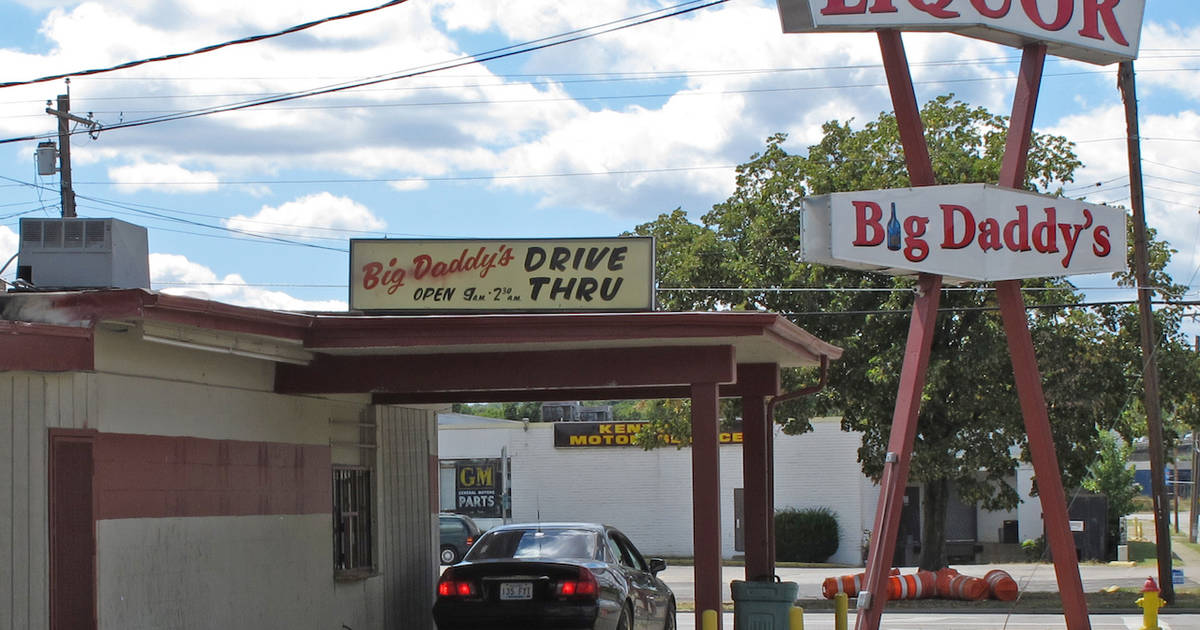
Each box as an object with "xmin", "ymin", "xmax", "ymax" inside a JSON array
[{"xmin": 0, "ymin": 0, "xmax": 1198, "ymax": 323}]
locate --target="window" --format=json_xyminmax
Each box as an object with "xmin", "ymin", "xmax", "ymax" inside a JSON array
[{"xmin": 333, "ymin": 467, "xmax": 373, "ymax": 574}]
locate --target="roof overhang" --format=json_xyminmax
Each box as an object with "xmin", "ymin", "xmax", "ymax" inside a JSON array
[{"xmin": 0, "ymin": 289, "xmax": 842, "ymax": 401}]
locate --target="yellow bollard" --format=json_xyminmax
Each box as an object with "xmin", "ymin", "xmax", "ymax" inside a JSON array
[
  {"xmin": 834, "ymin": 592, "xmax": 848, "ymax": 630},
  {"xmin": 701, "ymin": 608, "xmax": 719, "ymax": 630},
  {"xmin": 790, "ymin": 605, "xmax": 804, "ymax": 630},
  {"xmin": 1136, "ymin": 577, "xmax": 1165, "ymax": 630}
]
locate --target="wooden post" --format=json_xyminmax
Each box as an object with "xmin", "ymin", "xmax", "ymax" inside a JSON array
[{"xmin": 691, "ymin": 381, "xmax": 724, "ymax": 629}]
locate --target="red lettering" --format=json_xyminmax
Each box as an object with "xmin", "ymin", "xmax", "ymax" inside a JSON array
[
  {"xmin": 1003, "ymin": 205, "xmax": 1032, "ymax": 252},
  {"xmin": 1092, "ymin": 225, "xmax": 1111, "ymax": 257},
  {"xmin": 970, "ymin": 0, "xmax": 1011, "ymax": 18},
  {"xmin": 853, "ymin": 201, "xmax": 886, "ymax": 246},
  {"xmin": 910, "ymin": 0, "xmax": 959, "ymax": 19},
  {"xmin": 978, "ymin": 218, "xmax": 1002, "ymax": 251},
  {"xmin": 940, "ymin": 204, "xmax": 975, "ymax": 249},
  {"xmin": 903, "ymin": 216, "xmax": 930, "ymax": 262},
  {"xmin": 1021, "ymin": 0, "xmax": 1073, "ymax": 31},
  {"xmin": 820, "ymin": 0, "xmax": 897, "ymax": 15},
  {"xmin": 1078, "ymin": 0, "xmax": 1128, "ymax": 45},
  {"xmin": 1032, "ymin": 207, "xmax": 1060, "ymax": 253}
]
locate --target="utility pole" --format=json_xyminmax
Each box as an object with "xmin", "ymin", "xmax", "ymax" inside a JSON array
[
  {"xmin": 1118, "ymin": 61, "xmax": 1174, "ymax": 604},
  {"xmin": 44, "ymin": 87, "xmax": 98, "ymax": 219}
]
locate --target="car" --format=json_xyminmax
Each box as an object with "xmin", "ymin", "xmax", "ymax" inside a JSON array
[
  {"xmin": 433, "ymin": 522, "xmax": 675, "ymax": 630},
  {"xmin": 439, "ymin": 513, "xmax": 482, "ymax": 565}
]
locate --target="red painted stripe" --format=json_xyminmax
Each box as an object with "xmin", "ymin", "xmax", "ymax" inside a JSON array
[
  {"xmin": 0, "ymin": 321, "xmax": 93, "ymax": 371},
  {"xmin": 94, "ymin": 433, "xmax": 331, "ymax": 520}
]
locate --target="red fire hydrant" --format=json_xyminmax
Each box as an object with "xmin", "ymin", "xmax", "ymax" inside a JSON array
[{"xmin": 1135, "ymin": 577, "xmax": 1164, "ymax": 630}]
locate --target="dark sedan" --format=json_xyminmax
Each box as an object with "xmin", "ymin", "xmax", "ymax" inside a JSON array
[{"xmin": 433, "ymin": 522, "xmax": 675, "ymax": 630}]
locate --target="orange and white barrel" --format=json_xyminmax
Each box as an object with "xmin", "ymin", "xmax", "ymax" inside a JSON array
[
  {"xmin": 984, "ymin": 569, "xmax": 1019, "ymax": 601},
  {"xmin": 936, "ymin": 568, "xmax": 988, "ymax": 600},
  {"xmin": 887, "ymin": 571, "xmax": 937, "ymax": 600},
  {"xmin": 821, "ymin": 573, "xmax": 864, "ymax": 599}
]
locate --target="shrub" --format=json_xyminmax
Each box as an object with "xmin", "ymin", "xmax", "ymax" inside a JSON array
[{"xmin": 775, "ymin": 507, "xmax": 839, "ymax": 563}]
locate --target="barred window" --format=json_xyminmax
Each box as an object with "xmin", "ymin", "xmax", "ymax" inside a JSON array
[{"xmin": 333, "ymin": 467, "xmax": 373, "ymax": 574}]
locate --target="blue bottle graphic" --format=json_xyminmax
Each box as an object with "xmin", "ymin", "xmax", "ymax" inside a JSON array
[{"xmin": 886, "ymin": 202, "xmax": 902, "ymax": 251}]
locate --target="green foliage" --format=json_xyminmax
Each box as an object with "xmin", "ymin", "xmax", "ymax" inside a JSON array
[
  {"xmin": 630, "ymin": 93, "xmax": 1198, "ymax": 569},
  {"xmin": 1021, "ymin": 536, "xmax": 1047, "ymax": 562},
  {"xmin": 775, "ymin": 507, "xmax": 840, "ymax": 563},
  {"xmin": 1082, "ymin": 431, "xmax": 1143, "ymax": 556}
]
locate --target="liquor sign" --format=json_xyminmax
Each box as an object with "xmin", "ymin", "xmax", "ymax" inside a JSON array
[
  {"xmin": 799, "ymin": 184, "xmax": 1126, "ymax": 282},
  {"xmin": 349, "ymin": 237, "xmax": 654, "ymax": 312},
  {"xmin": 455, "ymin": 459, "xmax": 502, "ymax": 517},
  {"xmin": 553, "ymin": 420, "xmax": 744, "ymax": 448},
  {"xmin": 776, "ymin": 0, "xmax": 1145, "ymax": 65}
]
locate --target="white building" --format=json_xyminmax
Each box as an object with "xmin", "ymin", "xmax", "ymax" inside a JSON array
[{"xmin": 439, "ymin": 413, "xmax": 1048, "ymax": 567}]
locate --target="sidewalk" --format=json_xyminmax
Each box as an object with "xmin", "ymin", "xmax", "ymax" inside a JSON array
[{"xmin": 662, "ymin": 512, "xmax": 1197, "ymax": 605}]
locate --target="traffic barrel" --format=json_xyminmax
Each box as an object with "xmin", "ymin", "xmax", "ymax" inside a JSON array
[
  {"xmin": 821, "ymin": 573, "xmax": 864, "ymax": 599},
  {"xmin": 936, "ymin": 568, "xmax": 988, "ymax": 600},
  {"xmin": 821, "ymin": 568, "xmax": 899, "ymax": 599},
  {"xmin": 984, "ymin": 569, "xmax": 1019, "ymax": 601},
  {"xmin": 887, "ymin": 571, "xmax": 937, "ymax": 600}
]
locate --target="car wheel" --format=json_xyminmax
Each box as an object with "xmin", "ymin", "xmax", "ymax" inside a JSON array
[
  {"xmin": 663, "ymin": 599, "xmax": 676, "ymax": 630},
  {"xmin": 615, "ymin": 602, "xmax": 632, "ymax": 630},
  {"xmin": 440, "ymin": 545, "xmax": 459, "ymax": 564}
]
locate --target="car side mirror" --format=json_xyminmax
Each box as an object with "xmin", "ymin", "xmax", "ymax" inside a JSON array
[{"xmin": 648, "ymin": 557, "xmax": 667, "ymax": 574}]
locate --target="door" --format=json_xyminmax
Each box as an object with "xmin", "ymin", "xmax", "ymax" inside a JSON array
[
  {"xmin": 733, "ymin": 488, "xmax": 744, "ymax": 553},
  {"xmin": 50, "ymin": 431, "xmax": 96, "ymax": 630}
]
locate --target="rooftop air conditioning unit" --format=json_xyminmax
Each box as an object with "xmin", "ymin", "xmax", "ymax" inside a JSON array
[{"xmin": 16, "ymin": 217, "xmax": 150, "ymax": 290}]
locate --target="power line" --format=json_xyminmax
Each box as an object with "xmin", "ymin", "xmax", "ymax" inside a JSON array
[{"xmin": 0, "ymin": 1, "xmax": 413, "ymax": 90}]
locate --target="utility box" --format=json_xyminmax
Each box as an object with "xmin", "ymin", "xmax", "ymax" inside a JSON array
[
  {"xmin": 16, "ymin": 218, "xmax": 150, "ymax": 290},
  {"xmin": 731, "ymin": 579, "xmax": 798, "ymax": 630}
]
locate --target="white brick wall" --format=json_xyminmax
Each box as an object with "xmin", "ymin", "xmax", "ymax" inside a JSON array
[{"xmin": 439, "ymin": 417, "xmax": 876, "ymax": 565}]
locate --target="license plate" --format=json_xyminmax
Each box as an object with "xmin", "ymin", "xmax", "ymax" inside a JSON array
[{"xmin": 500, "ymin": 582, "xmax": 533, "ymax": 600}]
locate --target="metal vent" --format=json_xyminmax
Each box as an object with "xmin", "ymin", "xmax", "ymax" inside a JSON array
[
  {"xmin": 22, "ymin": 220, "xmax": 42, "ymax": 243},
  {"xmin": 85, "ymin": 220, "xmax": 107, "ymax": 248},
  {"xmin": 64, "ymin": 221, "xmax": 84, "ymax": 248},
  {"xmin": 43, "ymin": 221, "xmax": 62, "ymax": 247}
]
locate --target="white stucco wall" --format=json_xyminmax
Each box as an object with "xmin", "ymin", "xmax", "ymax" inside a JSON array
[{"xmin": 439, "ymin": 416, "xmax": 875, "ymax": 566}]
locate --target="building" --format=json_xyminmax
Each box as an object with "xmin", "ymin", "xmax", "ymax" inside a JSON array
[
  {"xmin": 2, "ymin": 285, "xmax": 842, "ymax": 629},
  {"xmin": 438, "ymin": 412, "xmax": 1055, "ymax": 567}
]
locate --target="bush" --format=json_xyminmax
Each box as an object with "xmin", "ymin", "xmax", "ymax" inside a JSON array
[{"xmin": 775, "ymin": 507, "xmax": 839, "ymax": 563}]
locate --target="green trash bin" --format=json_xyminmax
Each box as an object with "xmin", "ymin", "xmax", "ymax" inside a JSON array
[{"xmin": 730, "ymin": 578, "xmax": 799, "ymax": 630}]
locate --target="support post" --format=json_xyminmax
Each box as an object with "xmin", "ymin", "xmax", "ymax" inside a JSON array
[
  {"xmin": 742, "ymin": 393, "xmax": 773, "ymax": 580},
  {"xmin": 1119, "ymin": 60, "xmax": 1175, "ymax": 604},
  {"xmin": 54, "ymin": 93, "xmax": 76, "ymax": 218},
  {"xmin": 994, "ymin": 44, "xmax": 1091, "ymax": 630},
  {"xmin": 691, "ymin": 381, "xmax": 723, "ymax": 629},
  {"xmin": 855, "ymin": 30, "xmax": 940, "ymax": 630}
]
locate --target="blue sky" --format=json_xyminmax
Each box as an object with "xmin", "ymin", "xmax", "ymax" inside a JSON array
[{"xmin": 1, "ymin": 0, "xmax": 1199, "ymax": 321}]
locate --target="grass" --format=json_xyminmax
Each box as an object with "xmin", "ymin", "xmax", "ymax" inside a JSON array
[{"xmin": 677, "ymin": 589, "xmax": 1200, "ymax": 613}]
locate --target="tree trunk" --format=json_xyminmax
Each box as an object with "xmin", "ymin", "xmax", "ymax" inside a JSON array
[{"xmin": 919, "ymin": 478, "xmax": 950, "ymax": 571}]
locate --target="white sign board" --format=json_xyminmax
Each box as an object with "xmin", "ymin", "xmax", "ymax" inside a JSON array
[
  {"xmin": 799, "ymin": 184, "xmax": 1127, "ymax": 282},
  {"xmin": 777, "ymin": 0, "xmax": 1145, "ymax": 65}
]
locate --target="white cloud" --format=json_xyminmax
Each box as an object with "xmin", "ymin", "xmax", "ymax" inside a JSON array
[
  {"xmin": 150, "ymin": 252, "xmax": 346, "ymax": 311},
  {"xmin": 108, "ymin": 162, "xmax": 219, "ymax": 193},
  {"xmin": 0, "ymin": 226, "xmax": 17, "ymax": 279},
  {"xmin": 223, "ymin": 192, "xmax": 385, "ymax": 240}
]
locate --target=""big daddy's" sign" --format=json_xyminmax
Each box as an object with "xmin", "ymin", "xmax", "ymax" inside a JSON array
[
  {"xmin": 799, "ymin": 184, "xmax": 1126, "ymax": 282},
  {"xmin": 777, "ymin": 0, "xmax": 1145, "ymax": 65}
]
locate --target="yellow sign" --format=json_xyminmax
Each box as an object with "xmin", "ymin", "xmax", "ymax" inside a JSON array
[{"xmin": 349, "ymin": 237, "xmax": 654, "ymax": 312}]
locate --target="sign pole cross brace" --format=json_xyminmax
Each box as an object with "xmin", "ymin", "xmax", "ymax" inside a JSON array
[{"xmin": 854, "ymin": 34, "xmax": 1090, "ymax": 630}]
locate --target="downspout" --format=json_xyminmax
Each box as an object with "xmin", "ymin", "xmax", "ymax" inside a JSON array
[
  {"xmin": 766, "ymin": 354, "xmax": 830, "ymax": 421},
  {"xmin": 762, "ymin": 353, "xmax": 830, "ymax": 576}
]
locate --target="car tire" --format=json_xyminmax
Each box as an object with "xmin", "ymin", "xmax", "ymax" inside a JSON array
[
  {"xmin": 663, "ymin": 599, "xmax": 676, "ymax": 630},
  {"xmin": 440, "ymin": 545, "xmax": 459, "ymax": 564},
  {"xmin": 616, "ymin": 602, "xmax": 632, "ymax": 630}
]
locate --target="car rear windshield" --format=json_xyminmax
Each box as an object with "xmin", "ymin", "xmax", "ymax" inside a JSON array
[{"xmin": 467, "ymin": 529, "xmax": 598, "ymax": 561}]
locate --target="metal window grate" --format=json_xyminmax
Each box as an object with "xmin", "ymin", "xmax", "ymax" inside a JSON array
[{"xmin": 333, "ymin": 467, "xmax": 373, "ymax": 571}]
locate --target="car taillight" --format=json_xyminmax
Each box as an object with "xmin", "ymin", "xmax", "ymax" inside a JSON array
[
  {"xmin": 437, "ymin": 569, "xmax": 478, "ymax": 598},
  {"xmin": 555, "ymin": 568, "xmax": 598, "ymax": 599},
  {"xmin": 465, "ymin": 536, "xmax": 474, "ymax": 546}
]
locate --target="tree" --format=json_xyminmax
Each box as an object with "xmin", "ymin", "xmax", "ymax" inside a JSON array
[
  {"xmin": 631, "ymin": 95, "xmax": 1188, "ymax": 570},
  {"xmin": 1082, "ymin": 431, "xmax": 1142, "ymax": 558}
]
